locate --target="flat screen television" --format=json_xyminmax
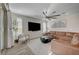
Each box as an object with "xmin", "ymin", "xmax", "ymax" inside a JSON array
[{"xmin": 28, "ymin": 22, "xmax": 41, "ymax": 31}]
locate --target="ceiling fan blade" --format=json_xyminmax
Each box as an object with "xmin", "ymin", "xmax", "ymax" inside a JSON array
[
  {"xmin": 46, "ymin": 14, "xmax": 60, "ymax": 18},
  {"xmin": 43, "ymin": 11, "xmax": 45, "ymax": 15},
  {"xmin": 54, "ymin": 14, "xmax": 61, "ymax": 16},
  {"xmin": 45, "ymin": 16, "xmax": 55, "ymax": 19},
  {"xmin": 43, "ymin": 11, "xmax": 48, "ymax": 15},
  {"xmin": 52, "ymin": 11, "xmax": 56, "ymax": 13},
  {"xmin": 46, "ymin": 11, "xmax": 47, "ymax": 14}
]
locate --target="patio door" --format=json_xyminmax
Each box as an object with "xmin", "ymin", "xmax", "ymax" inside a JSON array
[
  {"xmin": 0, "ymin": 8, "xmax": 4, "ymax": 49},
  {"xmin": 7, "ymin": 11, "xmax": 14, "ymax": 48}
]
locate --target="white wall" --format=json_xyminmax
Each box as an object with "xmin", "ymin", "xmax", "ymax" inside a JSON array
[
  {"xmin": 47, "ymin": 14, "xmax": 79, "ymax": 32},
  {"xmin": 22, "ymin": 16, "xmax": 43, "ymax": 39},
  {"xmin": 23, "ymin": 15, "xmax": 43, "ymax": 39},
  {"xmin": 47, "ymin": 3, "xmax": 79, "ymax": 32},
  {"xmin": 12, "ymin": 13, "xmax": 43, "ymax": 40}
]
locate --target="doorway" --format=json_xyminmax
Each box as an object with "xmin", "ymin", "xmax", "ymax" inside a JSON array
[{"xmin": 42, "ymin": 21, "xmax": 47, "ymax": 33}]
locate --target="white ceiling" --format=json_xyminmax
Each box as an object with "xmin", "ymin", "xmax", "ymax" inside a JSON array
[
  {"xmin": 9, "ymin": 3, "xmax": 79, "ymax": 19},
  {"xmin": 9, "ymin": 3, "xmax": 51, "ymax": 19},
  {"xmin": 47, "ymin": 3, "xmax": 79, "ymax": 15}
]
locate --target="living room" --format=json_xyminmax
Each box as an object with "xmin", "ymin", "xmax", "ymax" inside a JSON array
[{"xmin": 0, "ymin": 3, "xmax": 79, "ymax": 55}]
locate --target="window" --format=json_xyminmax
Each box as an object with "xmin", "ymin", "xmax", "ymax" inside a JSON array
[{"xmin": 17, "ymin": 17, "xmax": 22, "ymax": 35}]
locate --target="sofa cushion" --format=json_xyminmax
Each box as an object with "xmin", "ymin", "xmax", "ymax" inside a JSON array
[
  {"xmin": 56, "ymin": 35, "xmax": 72, "ymax": 41},
  {"xmin": 71, "ymin": 34, "xmax": 79, "ymax": 46},
  {"xmin": 55, "ymin": 32, "xmax": 66, "ymax": 36},
  {"xmin": 66, "ymin": 32, "xmax": 74, "ymax": 38},
  {"xmin": 51, "ymin": 31, "xmax": 56, "ymax": 35}
]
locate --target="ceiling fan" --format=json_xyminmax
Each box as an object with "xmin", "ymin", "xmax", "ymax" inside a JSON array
[{"xmin": 43, "ymin": 10, "xmax": 65, "ymax": 20}]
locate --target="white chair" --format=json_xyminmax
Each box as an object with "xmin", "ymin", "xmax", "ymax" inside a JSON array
[{"xmin": 18, "ymin": 34, "xmax": 30, "ymax": 44}]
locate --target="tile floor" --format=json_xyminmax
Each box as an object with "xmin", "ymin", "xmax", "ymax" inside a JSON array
[{"xmin": 27, "ymin": 38, "xmax": 54, "ymax": 55}]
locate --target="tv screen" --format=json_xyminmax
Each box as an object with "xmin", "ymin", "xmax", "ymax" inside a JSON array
[{"xmin": 28, "ymin": 22, "xmax": 41, "ymax": 31}]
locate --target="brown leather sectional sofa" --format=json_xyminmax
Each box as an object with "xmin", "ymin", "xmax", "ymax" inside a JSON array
[
  {"xmin": 44, "ymin": 31, "xmax": 79, "ymax": 39},
  {"xmin": 44, "ymin": 31, "xmax": 79, "ymax": 55}
]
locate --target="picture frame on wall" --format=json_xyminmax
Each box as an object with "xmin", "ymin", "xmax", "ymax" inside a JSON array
[{"xmin": 51, "ymin": 19, "xmax": 67, "ymax": 28}]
